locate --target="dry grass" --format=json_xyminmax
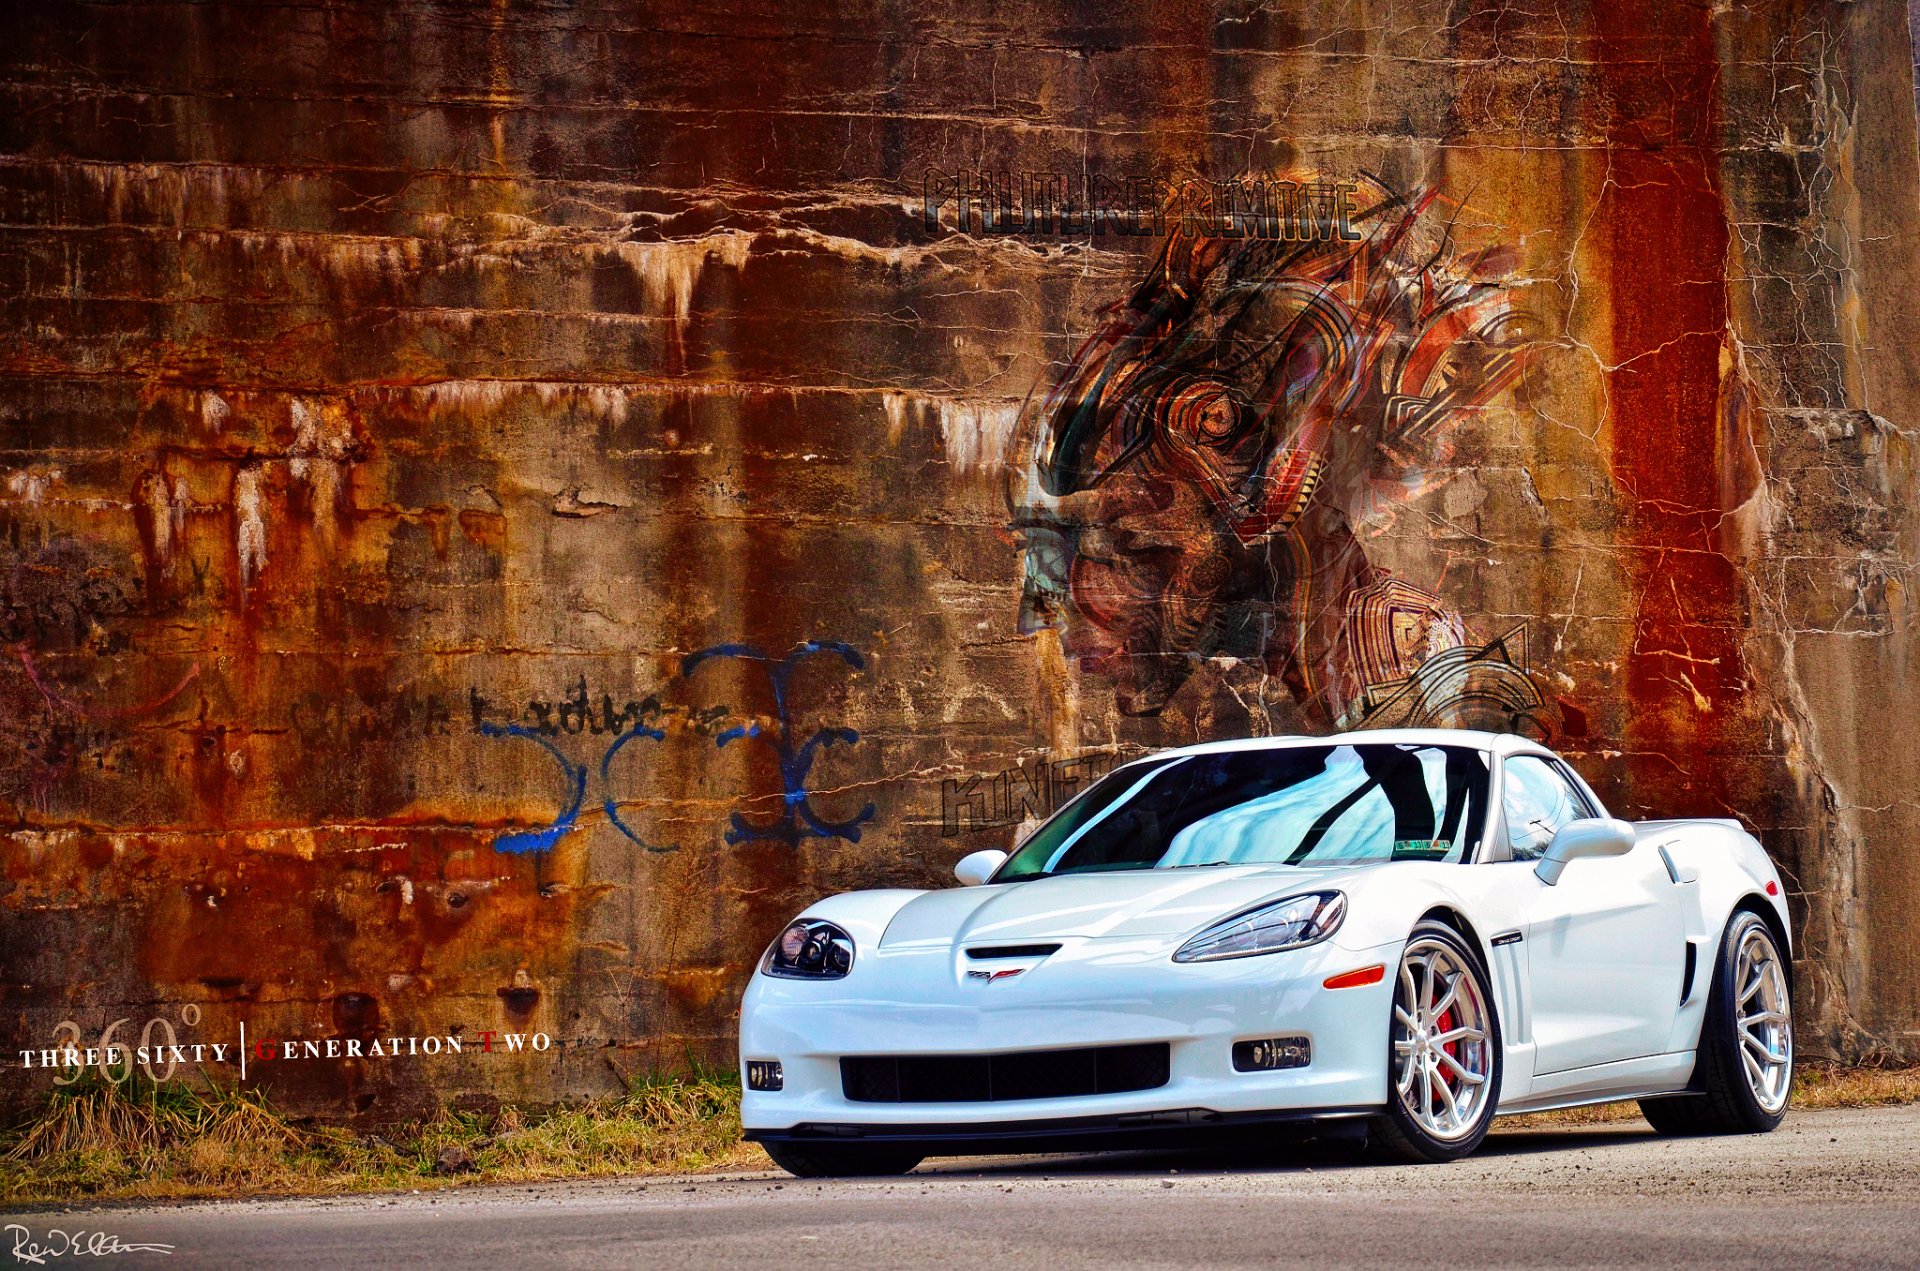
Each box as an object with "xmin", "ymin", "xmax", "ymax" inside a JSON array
[
  {"xmin": 1502, "ymin": 1062, "xmax": 1920, "ymax": 1128},
  {"xmin": 5, "ymin": 1062, "xmax": 1916, "ymax": 1202},
  {"xmin": 0, "ymin": 1068, "xmax": 768, "ymax": 1205}
]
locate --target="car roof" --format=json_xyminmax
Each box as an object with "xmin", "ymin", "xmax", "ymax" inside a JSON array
[{"xmin": 1122, "ymin": 728, "xmax": 1554, "ymax": 765}]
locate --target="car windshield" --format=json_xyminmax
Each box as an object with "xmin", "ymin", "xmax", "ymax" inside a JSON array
[{"xmin": 994, "ymin": 744, "xmax": 1489, "ymax": 880}]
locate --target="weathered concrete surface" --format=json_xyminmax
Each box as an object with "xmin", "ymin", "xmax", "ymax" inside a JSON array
[{"xmin": 2, "ymin": 1, "xmax": 1919, "ymax": 1120}]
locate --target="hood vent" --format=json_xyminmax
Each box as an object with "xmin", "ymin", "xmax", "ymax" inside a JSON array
[{"xmin": 963, "ymin": 943, "xmax": 1061, "ymax": 960}]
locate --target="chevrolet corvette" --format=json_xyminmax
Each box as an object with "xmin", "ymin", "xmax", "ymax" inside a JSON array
[{"xmin": 739, "ymin": 730, "xmax": 1793, "ymax": 1174}]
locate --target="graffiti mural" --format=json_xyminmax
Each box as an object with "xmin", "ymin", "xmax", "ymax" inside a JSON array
[
  {"xmin": 476, "ymin": 721, "xmax": 593, "ymax": 855},
  {"xmin": 1009, "ymin": 174, "xmax": 1548, "ymax": 731},
  {"xmin": 0, "ymin": 536, "xmax": 199, "ymax": 812},
  {"xmin": 473, "ymin": 642, "xmax": 879, "ymax": 855},
  {"xmin": 940, "ymin": 751, "xmax": 1116, "ymax": 837},
  {"xmin": 683, "ymin": 641, "xmax": 878, "ymax": 847}
]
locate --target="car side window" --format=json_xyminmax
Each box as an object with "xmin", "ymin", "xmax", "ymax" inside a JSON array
[{"xmin": 1501, "ymin": 756, "xmax": 1591, "ymax": 861}]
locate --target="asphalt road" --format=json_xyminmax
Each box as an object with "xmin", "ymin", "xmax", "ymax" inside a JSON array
[{"xmin": 6, "ymin": 1104, "xmax": 1918, "ymax": 1269}]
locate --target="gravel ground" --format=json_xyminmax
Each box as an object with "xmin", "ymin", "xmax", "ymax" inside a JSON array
[{"xmin": 6, "ymin": 1104, "xmax": 1917, "ymax": 1268}]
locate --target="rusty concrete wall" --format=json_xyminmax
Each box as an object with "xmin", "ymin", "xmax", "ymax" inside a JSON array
[{"xmin": 2, "ymin": 0, "xmax": 1918, "ymax": 1120}]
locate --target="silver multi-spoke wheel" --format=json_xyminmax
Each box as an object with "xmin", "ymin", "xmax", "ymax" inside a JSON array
[
  {"xmin": 1640, "ymin": 908, "xmax": 1792, "ymax": 1137},
  {"xmin": 1735, "ymin": 924, "xmax": 1792, "ymax": 1114},
  {"xmin": 1391, "ymin": 935, "xmax": 1494, "ymax": 1142}
]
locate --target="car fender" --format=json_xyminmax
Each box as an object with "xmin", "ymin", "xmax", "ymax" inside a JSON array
[
  {"xmin": 739, "ymin": 889, "xmax": 928, "ymax": 1062},
  {"xmin": 1322, "ymin": 866, "xmax": 1509, "ymax": 968},
  {"xmin": 1641, "ymin": 819, "xmax": 1791, "ymax": 965}
]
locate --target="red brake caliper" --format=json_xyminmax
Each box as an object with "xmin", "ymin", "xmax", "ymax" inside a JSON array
[{"xmin": 1431, "ymin": 1005, "xmax": 1457, "ymax": 1107}]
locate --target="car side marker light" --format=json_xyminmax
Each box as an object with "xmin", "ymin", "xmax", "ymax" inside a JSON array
[{"xmin": 1323, "ymin": 965, "xmax": 1386, "ymax": 990}]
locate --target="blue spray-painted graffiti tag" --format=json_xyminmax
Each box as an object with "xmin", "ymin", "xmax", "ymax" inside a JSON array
[
  {"xmin": 682, "ymin": 641, "xmax": 878, "ymax": 846},
  {"xmin": 598, "ymin": 715, "xmax": 669, "ymax": 851},
  {"xmin": 477, "ymin": 641, "xmax": 875, "ymax": 854},
  {"xmin": 477, "ymin": 724, "xmax": 589, "ymax": 855}
]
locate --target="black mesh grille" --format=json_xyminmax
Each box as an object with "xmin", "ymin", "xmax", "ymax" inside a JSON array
[{"xmin": 841, "ymin": 1044, "xmax": 1171, "ymax": 1104}]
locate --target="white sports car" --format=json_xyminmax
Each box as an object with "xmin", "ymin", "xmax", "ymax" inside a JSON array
[{"xmin": 739, "ymin": 730, "xmax": 1794, "ymax": 1175}]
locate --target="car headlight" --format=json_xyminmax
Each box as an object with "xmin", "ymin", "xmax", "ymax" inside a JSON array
[
  {"xmin": 1172, "ymin": 891, "xmax": 1348, "ymax": 963},
  {"xmin": 761, "ymin": 919, "xmax": 855, "ymax": 979}
]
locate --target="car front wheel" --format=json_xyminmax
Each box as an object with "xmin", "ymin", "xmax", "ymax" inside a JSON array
[
  {"xmin": 1369, "ymin": 920, "xmax": 1503, "ymax": 1163},
  {"xmin": 762, "ymin": 1141, "xmax": 924, "ymax": 1178},
  {"xmin": 1640, "ymin": 908, "xmax": 1791, "ymax": 1136}
]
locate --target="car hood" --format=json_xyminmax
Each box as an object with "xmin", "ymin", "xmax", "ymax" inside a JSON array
[{"xmin": 878, "ymin": 865, "xmax": 1370, "ymax": 946}]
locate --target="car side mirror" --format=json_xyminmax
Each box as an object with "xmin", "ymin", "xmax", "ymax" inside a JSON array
[
  {"xmin": 954, "ymin": 849, "xmax": 1008, "ymax": 887},
  {"xmin": 1535, "ymin": 818, "xmax": 1638, "ymax": 886}
]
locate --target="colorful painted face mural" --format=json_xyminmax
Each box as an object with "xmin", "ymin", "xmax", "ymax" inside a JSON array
[{"xmin": 1009, "ymin": 175, "xmax": 1550, "ymax": 729}]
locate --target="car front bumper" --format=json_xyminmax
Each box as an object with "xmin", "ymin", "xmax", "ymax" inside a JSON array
[{"xmin": 739, "ymin": 933, "xmax": 1401, "ymax": 1145}]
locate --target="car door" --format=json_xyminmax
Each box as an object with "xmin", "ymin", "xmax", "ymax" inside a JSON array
[{"xmin": 1502, "ymin": 754, "xmax": 1686, "ymax": 1075}]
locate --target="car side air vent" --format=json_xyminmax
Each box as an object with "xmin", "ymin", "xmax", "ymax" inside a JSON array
[{"xmin": 963, "ymin": 944, "xmax": 1062, "ymax": 960}]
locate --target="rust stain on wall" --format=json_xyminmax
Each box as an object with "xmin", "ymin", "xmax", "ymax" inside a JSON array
[{"xmin": 1593, "ymin": 1, "xmax": 1753, "ymax": 802}]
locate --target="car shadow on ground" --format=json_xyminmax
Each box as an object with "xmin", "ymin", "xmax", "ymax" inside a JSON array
[{"xmin": 907, "ymin": 1122, "xmax": 1658, "ymax": 1179}]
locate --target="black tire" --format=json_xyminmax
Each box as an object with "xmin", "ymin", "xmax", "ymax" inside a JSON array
[
  {"xmin": 1368, "ymin": 920, "xmax": 1504, "ymax": 1163},
  {"xmin": 1639, "ymin": 908, "xmax": 1791, "ymax": 1136},
  {"xmin": 762, "ymin": 1141, "xmax": 924, "ymax": 1178}
]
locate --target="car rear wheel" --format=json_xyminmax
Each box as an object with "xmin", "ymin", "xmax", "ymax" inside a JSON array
[
  {"xmin": 1369, "ymin": 920, "xmax": 1503, "ymax": 1163},
  {"xmin": 762, "ymin": 1142, "xmax": 924, "ymax": 1178},
  {"xmin": 1639, "ymin": 908, "xmax": 1791, "ymax": 1136}
]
